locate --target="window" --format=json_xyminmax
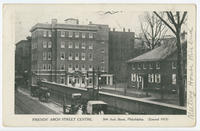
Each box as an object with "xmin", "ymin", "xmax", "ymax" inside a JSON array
[
  {"xmin": 155, "ymin": 74, "xmax": 161, "ymax": 83},
  {"xmin": 132, "ymin": 64, "xmax": 135, "ymax": 70},
  {"xmin": 60, "ymin": 64, "xmax": 65, "ymax": 70},
  {"xmin": 148, "ymin": 74, "xmax": 154, "ymax": 83},
  {"xmin": 75, "ymin": 42, "xmax": 79, "ymax": 49},
  {"xmin": 81, "ymin": 42, "xmax": 86, "ymax": 49},
  {"xmin": 82, "ymin": 65, "xmax": 85, "ymax": 71},
  {"xmin": 89, "ymin": 65, "xmax": 93, "ymax": 71},
  {"xmin": 151, "ymin": 74, "xmax": 154, "ymax": 83},
  {"xmin": 101, "ymin": 58, "xmax": 104, "ymax": 63},
  {"xmin": 43, "ymin": 31, "xmax": 47, "ymax": 37},
  {"xmin": 68, "ymin": 52, "xmax": 73, "ymax": 60},
  {"xmin": 148, "ymin": 74, "xmax": 151, "ymax": 83},
  {"xmin": 48, "ymin": 41, "xmax": 52, "ymax": 48},
  {"xmin": 138, "ymin": 76, "xmax": 142, "ymax": 82},
  {"xmin": 156, "ymin": 62, "xmax": 160, "ymax": 69},
  {"xmin": 101, "ymin": 49, "xmax": 105, "ymax": 53},
  {"xmin": 138, "ymin": 63, "xmax": 141, "ymax": 70},
  {"xmin": 82, "ymin": 77, "xmax": 85, "ymax": 84},
  {"xmin": 43, "ymin": 41, "xmax": 47, "ymax": 48},
  {"xmin": 172, "ymin": 61, "xmax": 176, "ymax": 69},
  {"xmin": 89, "ymin": 78, "xmax": 92, "ymax": 84},
  {"xmin": 61, "ymin": 41, "xmax": 65, "ymax": 48},
  {"xmin": 42, "ymin": 64, "xmax": 47, "ymax": 70},
  {"xmin": 75, "ymin": 32, "xmax": 79, "ymax": 38},
  {"xmin": 101, "ymin": 66, "xmax": 104, "ymax": 72},
  {"xmin": 47, "ymin": 64, "xmax": 51, "ymax": 71},
  {"xmin": 172, "ymin": 74, "xmax": 176, "ymax": 84},
  {"xmin": 48, "ymin": 31, "xmax": 51, "ymax": 37},
  {"xmin": 131, "ymin": 73, "xmax": 137, "ymax": 82},
  {"xmin": 89, "ymin": 53, "xmax": 93, "ymax": 61},
  {"xmin": 60, "ymin": 76, "xmax": 65, "ymax": 84},
  {"xmin": 75, "ymin": 64, "xmax": 79, "ymax": 71},
  {"xmin": 89, "ymin": 33, "xmax": 93, "ymax": 39},
  {"xmin": 68, "ymin": 64, "xmax": 73, "ymax": 71},
  {"xmin": 89, "ymin": 43, "xmax": 93, "ymax": 49},
  {"xmin": 82, "ymin": 32, "xmax": 86, "ymax": 38},
  {"xmin": 60, "ymin": 52, "xmax": 65, "ymax": 60},
  {"xmin": 81, "ymin": 53, "xmax": 86, "ymax": 60},
  {"xmin": 69, "ymin": 31, "xmax": 73, "ymax": 37},
  {"xmin": 60, "ymin": 31, "xmax": 65, "ymax": 37},
  {"xmin": 43, "ymin": 52, "xmax": 47, "ymax": 60},
  {"xmin": 68, "ymin": 42, "xmax": 73, "ymax": 48},
  {"xmin": 47, "ymin": 52, "xmax": 51, "ymax": 60},
  {"xmin": 149, "ymin": 63, "xmax": 153, "ymax": 69},
  {"xmin": 75, "ymin": 53, "xmax": 79, "ymax": 60}
]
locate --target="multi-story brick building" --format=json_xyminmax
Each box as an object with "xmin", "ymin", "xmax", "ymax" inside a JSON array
[
  {"xmin": 30, "ymin": 19, "xmax": 113, "ymax": 87},
  {"xmin": 109, "ymin": 29, "xmax": 148, "ymax": 82},
  {"xmin": 15, "ymin": 37, "xmax": 31, "ymax": 87},
  {"xmin": 127, "ymin": 35, "xmax": 187, "ymax": 93}
]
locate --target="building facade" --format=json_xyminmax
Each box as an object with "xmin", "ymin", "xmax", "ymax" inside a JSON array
[
  {"xmin": 127, "ymin": 36, "xmax": 187, "ymax": 93},
  {"xmin": 108, "ymin": 29, "xmax": 134, "ymax": 82},
  {"xmin": 30, "ymin": 19, "xmax": 113, "ymax": 87},
  {"xmin": 15, "ymin": 37, "xmax": 31, "ymax": 87},
  {"xmin": 108, "ymin": 29, "xmax": 148, "ymax": 83}
]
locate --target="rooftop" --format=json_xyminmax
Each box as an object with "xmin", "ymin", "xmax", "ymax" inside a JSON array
[
  {"xmin": 127, "ymin": 38, "xmax": 177, "ymax": 63},
  {"xmin": 30, "ymin": 22, "xmax": 99, "ymax": 32}
]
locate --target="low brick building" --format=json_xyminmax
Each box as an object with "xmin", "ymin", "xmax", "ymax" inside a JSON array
[{"xmin": 127, "ymin": 37, "xmax": 187, "ymax": 93}]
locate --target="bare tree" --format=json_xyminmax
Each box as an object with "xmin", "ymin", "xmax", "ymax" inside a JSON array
[
  {"xmin": 140, "ymin": 12, "xmax": 167, "ymax": 49},
  {"xmin": 154, "ymin": 11, "xmax": 187, "ymax": 106}
]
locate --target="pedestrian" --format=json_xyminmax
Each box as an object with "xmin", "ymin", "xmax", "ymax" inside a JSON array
[{"xmin": 76, "ymin": 106, "xmax": 83, "ymax": 115}]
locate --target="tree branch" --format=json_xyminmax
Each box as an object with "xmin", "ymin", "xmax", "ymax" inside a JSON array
[
  {"xmin": 180, "ymin": 11, "xmax": 187, "ymax": 25},
  {"xmin": 153, "ymin": 11, "xmax": 176, "ymax": 35}
]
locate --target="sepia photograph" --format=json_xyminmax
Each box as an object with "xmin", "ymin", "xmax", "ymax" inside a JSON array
[{"xmin": 2, "ymin": 4, "xmax": 196, "ymax": 127}]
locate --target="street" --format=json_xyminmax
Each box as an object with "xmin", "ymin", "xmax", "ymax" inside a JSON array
[{"xmin": 15, "ymin": 88, "xmax": 62, "ymax": 114}]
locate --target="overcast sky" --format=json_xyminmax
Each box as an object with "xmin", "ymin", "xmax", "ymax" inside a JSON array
[
  {"xmin": 15, "ymin": 5, "xmax": 147, "ymax": 43},
  {"xmin": 14, "ymin": 5, "xmax": 188, "ymax": 43}
]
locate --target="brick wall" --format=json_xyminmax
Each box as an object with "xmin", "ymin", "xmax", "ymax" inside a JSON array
[{"xmin": 41, "ymin": 81, "xmax": 186, "ymax": 114}]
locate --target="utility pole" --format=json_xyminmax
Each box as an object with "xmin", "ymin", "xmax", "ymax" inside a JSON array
[
  {"xmin": 92, "ymin": 67, "xmax": 95, "ymax": 100},
  {"xmin": 97, "ymin": 67, "xmax": 100, "ymax": 100}
]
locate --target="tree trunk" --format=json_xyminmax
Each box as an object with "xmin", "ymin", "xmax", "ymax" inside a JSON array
[{"xmin": 176, "ymin": 32, "xmax": 185, "ymax": 106}]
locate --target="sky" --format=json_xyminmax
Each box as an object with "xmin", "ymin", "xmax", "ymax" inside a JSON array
[
  {"xmin": 15, "ymin": 5, "xmax": 145, "ymax": 43},
  {"xmin": 14, "ymin": 4, "xmax": 189, "ymax": 44}
]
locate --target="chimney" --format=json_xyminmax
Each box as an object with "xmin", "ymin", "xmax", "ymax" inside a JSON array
[
  {"xmin": 128, "ymin": 29, "xmax": 130, "ymax": 32},
  {"xmin": 51, "ymin": 19, "xmax": 57, "ymax": 28},
  {"xmin": 76, "ymin": 19, "xmax": 79, "ymax": 24},
  {"xmin": 123, "ymin": 28, "xmax": 125, "ymax": 32},
  {"xmin": 113, "ymin": 28, "xmax": 115, "ymax": 32}
]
